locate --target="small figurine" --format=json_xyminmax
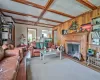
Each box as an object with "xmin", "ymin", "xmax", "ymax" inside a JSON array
[{"xmin": 19, "ymin": 34, "xmax": 26, "ymax": 45}]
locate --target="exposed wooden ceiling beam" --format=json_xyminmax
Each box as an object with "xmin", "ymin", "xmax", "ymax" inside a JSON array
[
  {"xmin": 35, "ymin": 0, "xmax": 54, "ymax": 25},
  {"xmin": 76, "ymin": 0, "xmax": 97, "ymax": 10},
  {"xmin": 0, "ymin": 8, "xmax": 63, "ymax": 23},
  {"xmin": 12, "ymin": 0, "xmax": 75, "ymax": 18},
  {"xmin": 14, "ymin": 18, "xmax": 56, "ymax": 26},
  {"xmin": 15, "ymin": 21, "xmax": 52, "ymax": 28}
]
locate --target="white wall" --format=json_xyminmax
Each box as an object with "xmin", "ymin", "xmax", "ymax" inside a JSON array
[{"xmin": 15, "ymin": 23, "xmax": 52, "ymax": 46}]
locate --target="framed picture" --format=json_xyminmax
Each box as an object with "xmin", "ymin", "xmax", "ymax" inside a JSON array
[{"xmin": 92, "ymin": 17, "xmax": 100, "ymax": 25}]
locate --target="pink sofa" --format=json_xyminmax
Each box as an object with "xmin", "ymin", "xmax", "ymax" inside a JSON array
[
  {"xmin": 0, "ymin": 45, "xmax": 25, "ymax": 80},
  {"xmin": 29, "ymin": 42, "xmax": 56, "ymax": 57}
]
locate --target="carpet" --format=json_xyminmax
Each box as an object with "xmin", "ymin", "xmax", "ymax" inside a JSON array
[{"xmin": 30, "ymin": 56, "xmax": 100, "ymax": 80}]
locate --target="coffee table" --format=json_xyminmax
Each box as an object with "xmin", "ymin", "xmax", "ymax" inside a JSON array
[{"xmin": 40, "ymin": 49, "xmax": 62, "ymax": 60}]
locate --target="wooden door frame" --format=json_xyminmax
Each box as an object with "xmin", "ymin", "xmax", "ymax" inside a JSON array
[{"xmin": 52, "ymin": 29, "xmax": 57, "ymax": 44}]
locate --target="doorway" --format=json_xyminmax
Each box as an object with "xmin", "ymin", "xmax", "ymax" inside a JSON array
[
  {"xmin": 54, "ymin": 30, "xmax": 58, "ymax": 45},
  {"xmin": 27, "ymin": 28, "xmax": 37, "ymax": 44}
]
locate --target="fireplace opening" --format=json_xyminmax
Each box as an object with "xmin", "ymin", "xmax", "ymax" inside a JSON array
[{"xmin": 67, "ymin": 42, "xmax": 81, "ymax": 60}]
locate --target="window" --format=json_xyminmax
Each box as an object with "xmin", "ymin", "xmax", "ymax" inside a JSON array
[{"xmin": 92, "ymin": 39, "xmax": 100, "ymax": 45}]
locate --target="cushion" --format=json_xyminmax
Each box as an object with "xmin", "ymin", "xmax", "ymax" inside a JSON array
[
  {"xmin": 0, "ymin": 56, "xmax": 18, "ymax": 80},
  {"xmin": 0, "ymin": 46, "xmax": 4, "ymax": 61},
  {"xmin": 7, "ymin": 44, "xmax": 14, "ymax": 50},
  {"xmin": 5, "ymin": 49, "xmax": 19, "ymax": 57},
  {"xmin": 32, "ymin": 41, "xmax": 36, "ymax": 48},
  {"xmin": 48, "ymin": 42, "xmax": 53, "ymax": 48},
  {"xmin": 33, "ymin": 49, "xmax": 40, "ymax": 53},
  {"xmin": 51, "ymin": 45, "xmax": 56, "ymax": 49},
  {"xmin": 2, "ymin": 44, "xmax": 8, "ymax": 50}
]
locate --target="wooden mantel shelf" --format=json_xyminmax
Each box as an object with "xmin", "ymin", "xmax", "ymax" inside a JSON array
[{"xmin": 63, "ymin": 31, "xmax": 89, "ymax": 36}]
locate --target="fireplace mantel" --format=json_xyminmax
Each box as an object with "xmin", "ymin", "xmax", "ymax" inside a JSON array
[
  {"xmin": 64, "ymin": 31, "xmax": 89, "ymax": 61},
  {"xmin": 64, "ymin": 31, "xmax": 89, "ymax": 36}
]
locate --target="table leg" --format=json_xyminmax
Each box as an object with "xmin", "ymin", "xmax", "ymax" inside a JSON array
[
  {"xmin": 40, "ymin": 52, "xmax": 42, "ymax": 60},
  {"xmin": 60, "ymin": 52, "xmax": 62, "ymax": 60},
  {"xmin": 43, "ymin": 54, "xmax": 44, "ymax": 60}
]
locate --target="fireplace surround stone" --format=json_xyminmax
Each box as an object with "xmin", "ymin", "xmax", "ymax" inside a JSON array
[{"xmin": 64, "ymin": 32, "xmax": 89, "ymax": 61}]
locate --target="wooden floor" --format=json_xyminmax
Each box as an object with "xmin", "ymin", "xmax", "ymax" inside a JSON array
[{"xmin": 16, "ymin": 60, "xmax": 26, "ymax": 80}]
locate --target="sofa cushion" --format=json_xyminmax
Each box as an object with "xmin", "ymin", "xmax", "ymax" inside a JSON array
[
  {"xmin": 2, "ymin": 44, "xmax": 8, "ymax": 50},
  {"xmin": 32, "ymin": 41, "xmax": 36, "ymax": 48},
  {"xmin": 48, "ymin": 42, "xmax": 53, "ymax": 48},
  {"xmin": 51, "ymin": 45, "xmax": 56, "ymax": 49},
  {"xmin": 0, "ymin": 46, "xmax": 4, "ymax": 61},
  {"xmin": 0, "ymin": 69, "xmax": 16, "ymax": 80},
  {"xmin": 5, "ymin": 49, "xmax": 20, "ymax": 57},
  {"xmin": 33, "ymin": 49, "xmax": 40, "ymax": 53},
  {"xmin": 7, "ymin": 44, "xmax": 14, "ymax": 50},
  {"xmin": 0, "ymin": 56, "xmax": 19, "ymax": 80}
]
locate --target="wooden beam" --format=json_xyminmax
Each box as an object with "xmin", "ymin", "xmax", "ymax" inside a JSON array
[
  {"xmin": 35, "ymin": 0, "xmax": 54, "ymax": 25},
  {"xmin": 76, "ymin": 0, "xmax": 97, "ymax": 10},
  {"xmin": 15, "ymin": 22, "xmax": 52, "ymax": 28},
  {"xmin": 0, "ymin": 8, "xmax": 63, "ymax": 23},
  {"xmin": 14, "ymin": 18, "xmax": 56, "ymax": 26},
  {"xmin": 42, "ymin": 18, "xmax": 63, "ymax": 23},
  {"xmin": 12, "ymin": 0, "xmax": 75, "ymax": 18}
]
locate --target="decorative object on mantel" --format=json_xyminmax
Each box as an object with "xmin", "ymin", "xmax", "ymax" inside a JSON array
[
  {"xmin": 62, "ymin": 29, "xmax": 68, "ymax": 35},
  {"xmin": 80, "ymin": 23, "xmax": 92, "ymax": 32},
  {"xmin": 69, "ymin": 21, "xmax": 78, "ymax": 30}
]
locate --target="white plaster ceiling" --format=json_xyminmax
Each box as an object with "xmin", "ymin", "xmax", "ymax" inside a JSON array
[
  {"xmin": 27, "ymin": 0, "xmax": 48, "ymax": 6},
  {"xmin": 43, "ymin": 11, "xmax": 71, "ymax": 22},
  {"xmin": 50, "ymin": 0, "xmax": 90, "ymax": 16},
  {"xmin": 37, "ymin": 24, "xmax": 53, "ymax": 28},
  {"xmin": 0, "ymin": 0, "xmax": 99, "ymax": 27},
  {"xmin": 0, "ymin": 0, "xmax": 42, "ymax": 16},
  {"xmin": 39, "ymin": 19, "xmax": 60, "ymax": 25},
  {"xmin": 88, "ymin": 0, "xmax": 100, "ymax": 6},
  {"xmin": 3, "ymin": 12, "xmax": 38, "ymax": 22},
  {"xmin": 38, "ymin": 23, "xmax": 54, "ymax": 27}
]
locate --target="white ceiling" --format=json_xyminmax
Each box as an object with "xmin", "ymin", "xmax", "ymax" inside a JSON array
[
  {"xmin": 27, "ymin": 0, "xmax": 48, "ymax": 6},
  {"xmin": 50, "ymin": 0, "xmax": 90, "ymax": 16},
  {"xmin": 43, "ymin": 11, "xmax": 71, "ymax": 22},
  {"xmin": 37, "ymin": 24, "xmax": 53, "ymax": 27},
  {"xmin": 0, "ymin": 0, "xmax": 42, "ymax": 16},
  {"xmin": 39, "ymin": 19, "xmax": 60, "ymax": 25},
  {"xmin": 0, "ymin": 0, "xmax": 100, "ymax": 28},
  {"xmin": 88, "ymin": 0, "xmax": 100, "ymax": 6}
]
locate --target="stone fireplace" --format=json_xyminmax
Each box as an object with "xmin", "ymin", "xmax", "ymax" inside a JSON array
[{"xmin": 64, "ymin": 32, "xmax": 89, "ymax": 61}]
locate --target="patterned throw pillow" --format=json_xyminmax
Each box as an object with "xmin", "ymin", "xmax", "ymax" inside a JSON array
[
  {"xmin": 0, "ymin": 46, "xmax": 4, "ymax": 61},
  {"xmin": 2, "ymin": 44, "xmax": 8, "ymax": 50}
]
